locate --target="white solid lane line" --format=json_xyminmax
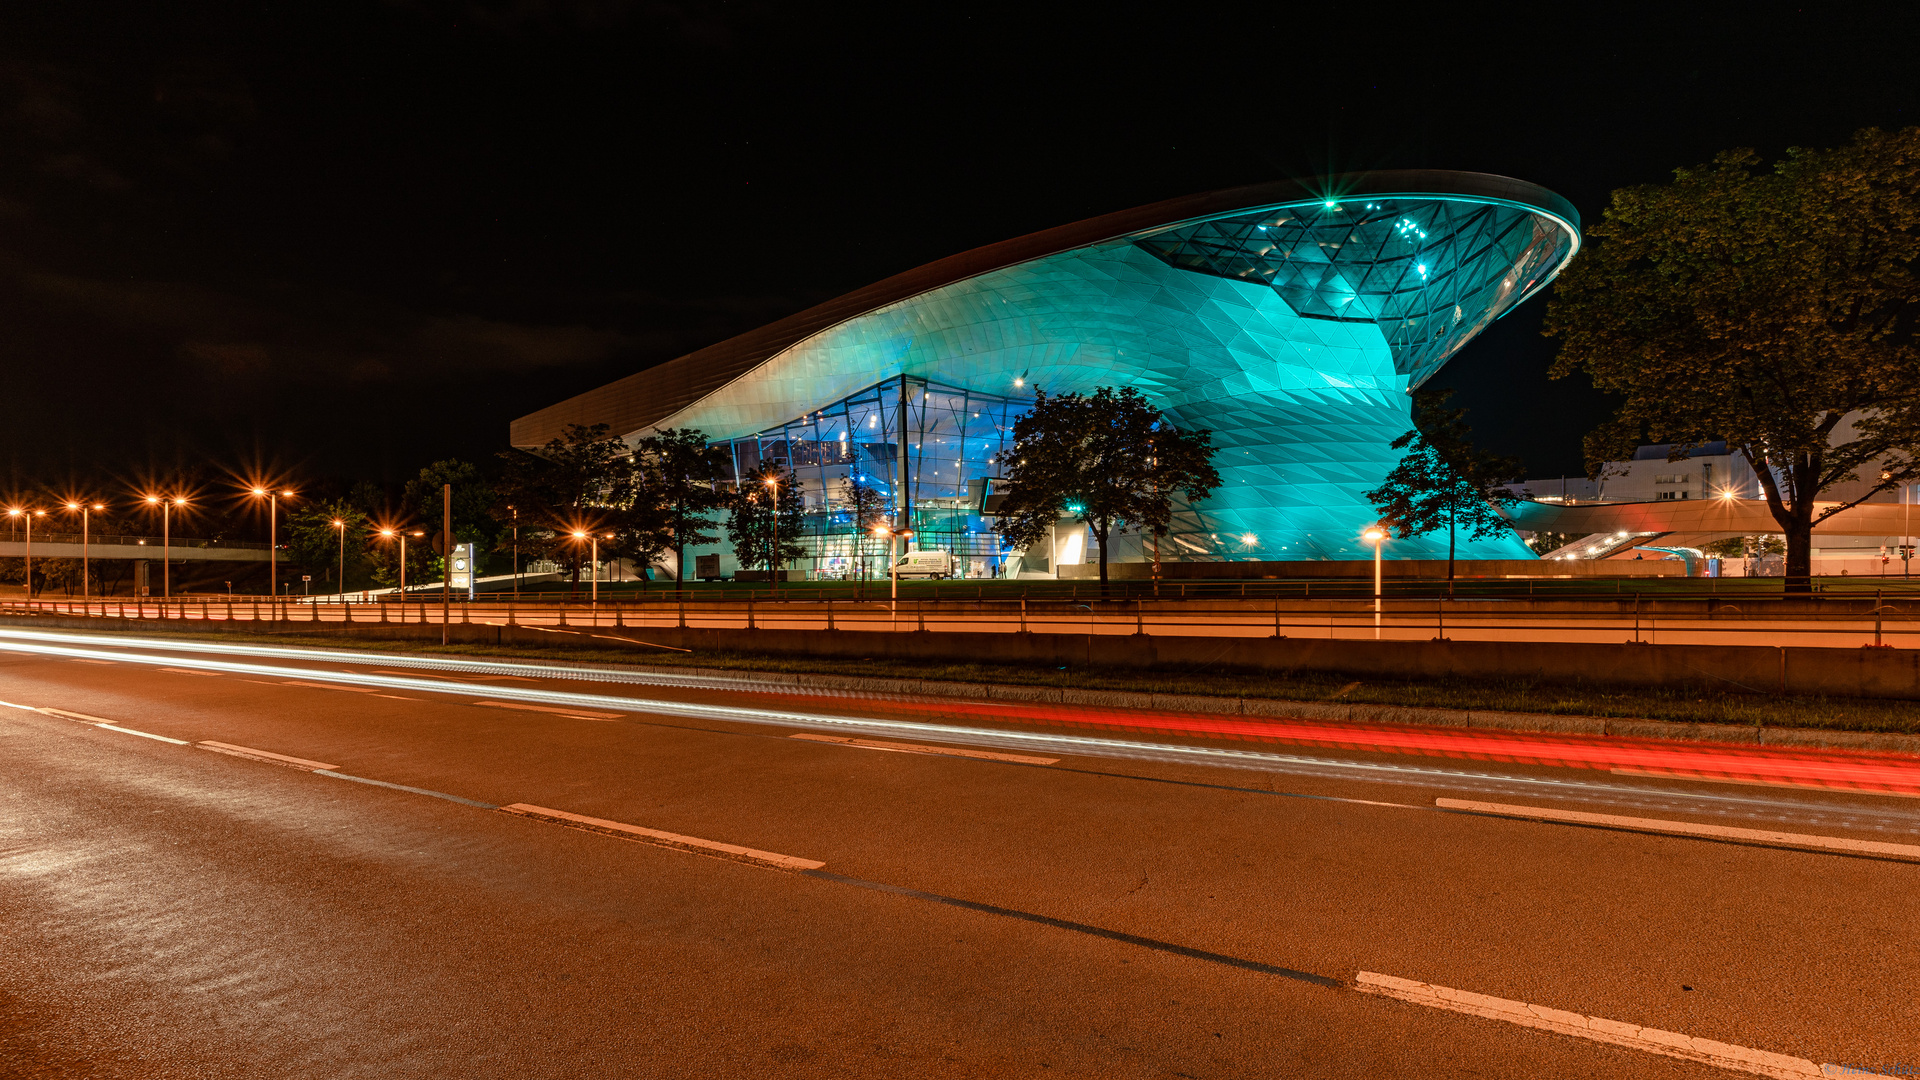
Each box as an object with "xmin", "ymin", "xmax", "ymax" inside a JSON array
[
  {"xmin": 791, "ymin": 732, "xmax": 1060, "ymax": 765},
  {"xmin": 97, "ymin": 724, "xmax": 189, "ymax": 745},
  {"xmin": 497, "ymin": 803, "xmax": 825, "ymax": 871},
  {"xmin": 1355, "ymin": 972, "xmax": 1826, "ymax": 1079},
  {"xmin": 196, "ymin": 740, "xmax": 340, "ymax": 771},
  {"xmin": 1437, "ymin": 798, "xmax": 1920, "ymax": 860}
]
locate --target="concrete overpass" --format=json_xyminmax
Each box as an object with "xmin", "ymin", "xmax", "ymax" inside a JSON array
[{"xmin": 0, "ymin": 533, "xmax": 272, "ymax": 562}]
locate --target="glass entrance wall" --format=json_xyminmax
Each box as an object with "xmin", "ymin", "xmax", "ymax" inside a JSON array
[{"xmin": 715, "ymin": 375, "xmax": 1024, "ymax": 578}]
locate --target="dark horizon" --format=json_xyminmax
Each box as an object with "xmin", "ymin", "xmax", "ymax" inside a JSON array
[{"xmin": 5, "ymin": 2, "xmax": 1918, "ymax": 499}]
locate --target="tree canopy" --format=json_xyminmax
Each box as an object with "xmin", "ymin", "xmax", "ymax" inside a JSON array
[
  {"xmin": 634, "ymin": 427, "xmax": 730, "ymax": 584},
  {"xmin": 1545, "ymin": 127, "xmax": 1920, "ymax": 587},
  {"xmin": 1364, "ymin": 387, "xmax": 1522, "ymax": 578},
  {"xmin": 726, "ymin": 463, "xmax": 804, "ymax": 575},
  {"xmin": 992, "ymin": 386, "xmax": 1220, "ymax": 588}
]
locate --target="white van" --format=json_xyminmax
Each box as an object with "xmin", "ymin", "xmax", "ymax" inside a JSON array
[{"xmin": 893, "ymin": 550, "xmax": 954, "ymax": 579}]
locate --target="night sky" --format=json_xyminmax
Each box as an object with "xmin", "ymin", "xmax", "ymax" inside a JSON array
[{"xmin": 4, "ymin": 2, "xmax": 1918, "ymax": 499}]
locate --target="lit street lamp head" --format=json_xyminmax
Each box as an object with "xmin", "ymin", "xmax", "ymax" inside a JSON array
[{"xmin": 1363, "ymin": 526, "xmax": 1387, "ymax": 543}]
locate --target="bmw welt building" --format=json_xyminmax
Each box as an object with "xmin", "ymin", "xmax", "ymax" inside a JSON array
[{"xmin": 511, "ymin": 172, "xmax": 1580, "ymax": 580}]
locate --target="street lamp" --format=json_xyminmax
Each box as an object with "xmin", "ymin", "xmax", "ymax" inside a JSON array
[
  {"xmin": 763, "ymin": 474, "xmax": 782, "ymax": 590},
  {"xmin": 6, "ymin": 507, "xmax": 45, "ymax": 600},
  {"xmin": 378, "ymin": 529, "xmax": 424, "ymax": 594},
  {"xmin": 571, "ymin": 530, "xmax": 601, "ymax": 603},
  {"xmin": 248, "ymin": 487, "xmax": 295, "ymax": 597},
  {"xmin": 875, "ymin": 525, "xmax": 914, "ymax": 604},
  {"xmin": 1363, "ymin": 525, "xmax": 1388, "ymax": 640},
  {"xmin": 63, "ymin": 501, "xmax": 104, "ymax": 600},
  {"xmin": 143, "ymin": 495, "xmax": 187, "ymax": 598},
  {"xmin": 332, "ymin": 519, "xmax": 348, "ymax": 599}
]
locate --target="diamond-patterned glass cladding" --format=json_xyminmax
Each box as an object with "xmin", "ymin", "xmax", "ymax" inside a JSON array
[
  {"xmin": 652, "ymin": 193, "xmax": 1577, "ymax": 565},
  {"xmin": 1133, "ymin": 196, "xmax": 1575, "ymax": 386}
]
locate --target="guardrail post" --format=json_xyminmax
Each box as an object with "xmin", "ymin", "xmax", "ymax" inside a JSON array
[
  {"xmin": 1272, "ymin": 596, "xmax": 1281, "ymax": 639},
  {"xmin": 506, "ymin": 601, "xmax": 515, "ymax": 626},
  {"xmin": 917, "ymin": 600, "xmax": 926, "ymax": 632},
  {"xmin": 343, "ymin": 598, "xmax": 353, "ymax": 623},
  {"xmin": 615, "ymin": 604, "xmax": 624, "ymax": 628},
  {"xmin": 677, "ymin": 595, "xmax": 686, "ymax": 628},
  {"xmin": 826, "ymin": 599, "xmax": 835, "ymax": 631},
  {"xmin": 558, "ymin": 604, "xmax": 567, "ymax": 626},
  {"xmin": 1020, "ymin": 597, "xmax": 1028, "ymax": 633},
  {"xmin": 1135, "ymin": 601, "xmax": 1145, "ymax": 636},
  {"xmin": 746, "ymin": 598, "xmax": 755, "ymax": 631}
]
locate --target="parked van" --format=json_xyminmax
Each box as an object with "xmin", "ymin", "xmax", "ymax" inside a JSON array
[{"xmin": 892, "ymin": 550, "xmax": 953, "ymax": 579}]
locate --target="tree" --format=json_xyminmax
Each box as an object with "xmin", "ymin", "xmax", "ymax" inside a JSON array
[
  {"xmin": 726, "ymin": 464, "xmax": 804, "ymax": 575},
  {"xmin": 839, "ymin": 472, "xmax": 891, "ymax": 589},
  {"xmin": 992, "ymin": 386, "xmax": 1220, "ymax": 591},
  {"xmin": 405, "ymin": 460, "xmax": 499, "ymax": 576},
  {"xmin": 1365, "ymin": 388, "xmax": 1524, "ymax": 582},
  {"xmin": 1545, "ymin": 128, "xmax": 1920, "ymax": 591},
  {"xmin": 634, "ymin": 427, "xmax": 730, "ymax": 585},
  {"xmin": 492, "ymin": 424, "xmax": 639, "ymax": 591},
  {"xmin": 287, "ymin": 500, "xmax": 372, "ymax": 591}
]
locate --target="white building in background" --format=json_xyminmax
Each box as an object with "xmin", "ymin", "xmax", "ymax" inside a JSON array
[{"xmin": 1509, "ymin": 423, "xmax": 1920, "ymax": 576}]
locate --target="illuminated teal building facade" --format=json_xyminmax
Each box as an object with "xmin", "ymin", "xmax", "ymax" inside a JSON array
[{"xmin": 513, "ymin": 172, "xmax": 1580, "ymax": 576}]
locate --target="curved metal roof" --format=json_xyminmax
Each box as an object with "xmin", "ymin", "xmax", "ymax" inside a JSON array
[{"xmin": 511, "ymin": 170, "xmax": 1579, "ymax": 448}]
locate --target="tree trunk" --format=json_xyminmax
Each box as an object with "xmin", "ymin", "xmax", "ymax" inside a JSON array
[
  {"xmin": 1447, "ymin": 501, "xmax": 1457, "ymax": 583},
  {"xmin": 1751, "ymin": 448, "xmax": 1817, "ymax": 595},
  {"xmin": 1095, "ymin": 516, "xmax": 1110, "ymax": 596}
]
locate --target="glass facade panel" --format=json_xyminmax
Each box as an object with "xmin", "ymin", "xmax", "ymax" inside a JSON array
[{"xmin": 713, "ymin": 376, "xmax": 1023, "ymax": 578}]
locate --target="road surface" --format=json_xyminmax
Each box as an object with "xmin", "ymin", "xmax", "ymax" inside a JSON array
[{"xmin": 1, "ymin": 628, "xmax": 1915, "ymax": 1078}]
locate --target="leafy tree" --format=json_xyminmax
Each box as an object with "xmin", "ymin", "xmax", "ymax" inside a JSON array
[
  {"xmin": 1364, "ymin": 387, "xmax": 1523, "ymax": 581},
  {"xmin": 840, "ymin": 472, "xmax": 890, "ymax": 587},
  {"xmin": 726, "ymin": 464, "xmax": 804, "ymax": 575},
  {"xmin": 634, "ymin": 427, "xmax": 730, "ymax": 584},
  {"xmin": 1546, "ymin": 128, "xmax": 1920, "ymax": 591},
  {"xmin": 992, "ymin": 386, "xmax": 1220, "ymax": 590},
  {"xmin": 492, "ymin": 424, "xmax": 640, "ymax": 590},
  {"xmin": 287, "ymin": 499, "xmax": 373, "ymax": 591},
  {"xmin": 405, "ymin": 460, "xmax": 498, "ymax": 576}
]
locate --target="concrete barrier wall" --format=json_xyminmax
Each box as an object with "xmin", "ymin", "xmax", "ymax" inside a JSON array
[{"xmin": 6, "ymin": 612, "xmax": 1915, "ymax": 701}]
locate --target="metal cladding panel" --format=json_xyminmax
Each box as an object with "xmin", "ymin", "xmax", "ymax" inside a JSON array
[
  {"xmin": 514, "ymin": 173, "xmax": 1578, "ymax": 562},
  {"xmin": 511, "ymin": 171, "xmax": 1575, "ymax": 449}
]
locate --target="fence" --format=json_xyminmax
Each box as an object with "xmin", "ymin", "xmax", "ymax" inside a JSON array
[{"xmin": 4, "ymin": 590, "xmax": 1919, "ymax": 649}]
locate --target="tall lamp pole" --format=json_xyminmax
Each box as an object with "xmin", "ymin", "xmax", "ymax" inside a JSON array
[
  {"xmin": 7, "ymin": 508, "xmax": 44, "ymax": 600},
  {"xmin": 145, "ymin": 496, "xmax": 185, "ymax": 598},
  {"xmin": 763, "ymin": 475, "xmax": 781, "ymax": 590},
  {"xmin": 571, "ymin": 531, "xmax": 602, "ymax": 603},
  {"xmin": 250, "ymin": 488, "xmax": 294, "ymax": 598},
  {"xmin": 332, "ymin": 519, "xmax": 348, "ymax": 600},
  {"xmin": 64, "ymin": 502, "xmax": 103, "ymax": 599},
  {"xmin": 1363, "ymin": 526, "xmax": 1387, "ymax": 640}
]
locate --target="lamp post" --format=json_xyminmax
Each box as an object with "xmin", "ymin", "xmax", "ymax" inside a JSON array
[
  {"xmin": 763, "ymin": 474, "xmax": 781, "ymax": 591},
  {"xmin": 572, "ymin": 531, "xmax": 600, "ymax": 603},
  {"xmin": 379, "ymin": 529, "xmax": 423, "ymax": 595},
  {"xmin": 249, "ymin": 488, "xmax": 295, "ymax": 598},
  {"xmin": 63, "ymin": 502, "xmax": 104, "ymax": 600},
  {"xmin": 875, "ymin": 525, "xmax": 913, "ymax": 605},
  {"xmin": 145, "ymin": 496, "xmax": 186, "ymax": 598},
  {"xmin": 509, "ymin": 505, "xmax": 519, "ymax": 600},
  {"xmin": 1363, "ymin": 526, "xmax": 1387, "ymax": 640},
  {"xmin": 6, "ymin": 507, "xmax": 44, "ymax": 601},
  {"xmin": 331, "ymin": 519, "xmax": 348, "ymax": 600}
]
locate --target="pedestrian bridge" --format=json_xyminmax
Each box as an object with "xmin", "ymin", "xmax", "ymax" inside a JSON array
[{"xmin": 0, "ymin": 531, "xmax": 271, "ymax": 562}]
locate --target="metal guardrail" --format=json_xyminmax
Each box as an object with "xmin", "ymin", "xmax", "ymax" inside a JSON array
[{"xmin": 4, "ymin": 593, "xmax": 1916, "ymax": 648}]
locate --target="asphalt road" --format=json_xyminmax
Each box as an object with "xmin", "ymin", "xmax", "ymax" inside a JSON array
[{"xmin": 1, "ymin": 631, "xmax": 1915, "ymax": 1078}]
